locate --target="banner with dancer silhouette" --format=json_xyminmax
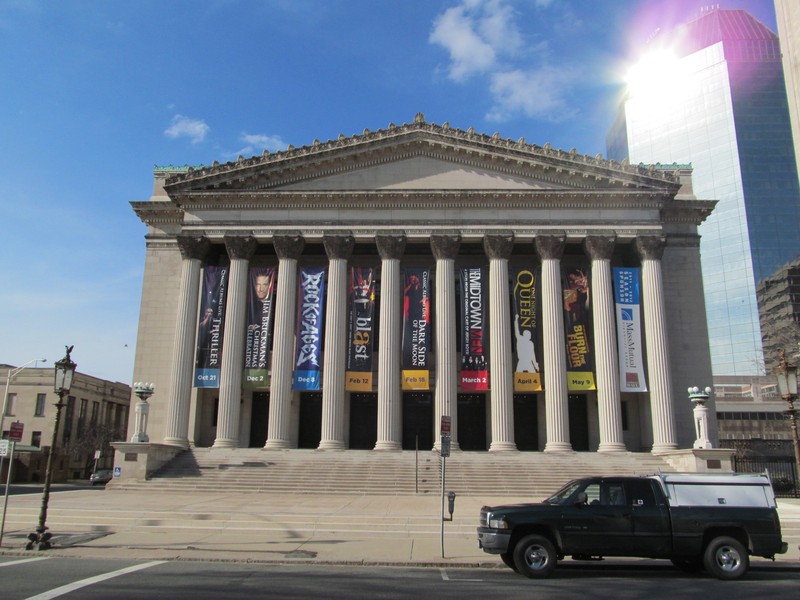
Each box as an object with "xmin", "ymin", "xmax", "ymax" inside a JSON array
[
  {"xmin": 292, "ymin": 266, "xmax": 326, "ymax": 391},
  {"xmin": 194, "ymin": 264, "xmax": 229, "ymax": 388},
  {"xmin": 346, "ymin": 266, "xmax": 376, "ymax": 392},
  {"xmin": 511, "ymin": 267, "xmax": 542, "ymax": 391}
]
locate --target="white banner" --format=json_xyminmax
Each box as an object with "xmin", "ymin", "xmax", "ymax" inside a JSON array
[{"xmin": 613, "ymin": 268, "xmax": 647, "ymax": 392}]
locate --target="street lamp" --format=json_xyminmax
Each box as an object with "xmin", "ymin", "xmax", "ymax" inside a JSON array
[
  {"xmin": 775, "ymin": 350, "xmax": 800, "ymax": 487},
  {"xmin": 130, "ymin": 382, "xmax": 154, "ymax": 443},
  {"xmin": 1, "ymin": 357, "xmax": 47, "ymax": 438},
  {"xmin": 26, "ymin": 346, "xmax": 75, "ymax": 551},
  {"xmin": 688, "ymin": 386, "xmax": 713, "ymax": 449}
]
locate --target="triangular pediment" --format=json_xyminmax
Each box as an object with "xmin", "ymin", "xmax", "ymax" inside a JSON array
[{"xmin": 162, "ymin": 114, "xmax": 683, "ymax": 197}]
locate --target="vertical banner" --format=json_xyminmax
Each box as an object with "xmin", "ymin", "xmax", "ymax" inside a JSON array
[
  {"xmin": 244, "ymin": 266, "xmax": 276, "ymax": 389},
  {"xmin": 562, "ymin": 265, "xmax": 596, "ymax": 390},
  {"xmin": 293, "ymin": 266, "xmax": 326, "ymax": 391},
  {"xmin": 346, "ymin": 266, "xmax": 376, "ymax": 391},
  {"xmin": 459, "ymin": 267, "xmax": 489, "ymax": 391},
  {"xmin": 194, "ymin": 265, "xmax": 229, "ymax": 388},
  {"xmin": 613, "ymin": 267, "xmax": 648, "ymax": 392},
  {"xmin": 511, "ymin": 267, "xmax": 542, "ymax": 391},
  {"xmin": 402, "ymin": 267, "xmax": 431, "ymax": 390}
]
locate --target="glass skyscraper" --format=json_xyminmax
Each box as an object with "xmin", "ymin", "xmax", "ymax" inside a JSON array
[{"xmin": 607, "ymin": 8, "xmax": 800, "ymax": 376}]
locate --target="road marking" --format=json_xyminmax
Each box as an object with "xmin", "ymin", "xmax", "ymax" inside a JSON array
[
  {"xmin": 439, "ymin": 568, "xmax": 483, "ymax": 582},
  {"xmin": 24, "ymin": 560, "xmax": 167, "ymax": 599},
  {"xmin": 0, "ymin": 557, "xmax": 50, "ymax": 567}
]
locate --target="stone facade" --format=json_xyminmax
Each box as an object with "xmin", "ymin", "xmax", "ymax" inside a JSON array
[{"xmin": 128, "ymin": 115, "xmax": 716, "ymax": 455}]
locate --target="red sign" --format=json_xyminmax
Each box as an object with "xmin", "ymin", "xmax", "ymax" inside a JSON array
[
  {"xmin": 440, "ymin": 416, "xmax": 451, "ymax": 435},
  {"xmin": 9, "ymin": 421, "xmax": 24, "ymax": 442}
]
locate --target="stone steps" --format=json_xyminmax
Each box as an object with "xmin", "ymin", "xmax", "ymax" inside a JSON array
[{"xmin": 110, "ymin": 449, "xmax": 672, "ymax": 497}]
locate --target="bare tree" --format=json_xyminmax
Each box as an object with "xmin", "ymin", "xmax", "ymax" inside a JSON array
[{"xmin": 66, "ymin": 422, "xmax": 125, "ymax": 475}]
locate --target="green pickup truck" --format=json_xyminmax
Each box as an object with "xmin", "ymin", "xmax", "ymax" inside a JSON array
[{"xmin": 477, "ymin": 472, "xmax": 788, "ymax": 580}]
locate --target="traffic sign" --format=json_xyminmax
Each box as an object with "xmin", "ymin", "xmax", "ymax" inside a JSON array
[
  {"xmin": 440, "ymin": 415, "xmax": 451, "ymax": 435},
  {"xmin": 8, "ymin": 422, "xmax": 23, "ymax": 443},
  {"xmin": 0, "ymin": 440, "xmax": 8, "ymax": 457}
]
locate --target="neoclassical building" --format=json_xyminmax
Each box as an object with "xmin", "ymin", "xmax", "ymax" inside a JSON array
[{"xmin": 128, "ymin": 114, "xmax": 716, "ymax": 456}]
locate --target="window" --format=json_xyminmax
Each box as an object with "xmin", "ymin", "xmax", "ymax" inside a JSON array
[
  {"xmin": 91, "ymin": 401, "xmax": 99, "ymax": 425},
  {"xmin": 31, "ymin": 431, "xmax": 41, "ymax": 447},
  {"xmin": 4, "ymin": 393, "xmax": 15, "ymax": 416},
  {"xmin": 35, "ymin": 393, "xmax": 46, "ymax": 417}
]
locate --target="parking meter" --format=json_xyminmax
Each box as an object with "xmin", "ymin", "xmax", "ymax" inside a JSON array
[{"xmin": 447, "ymin": 491, "xmax": 456, "ymax": 517}]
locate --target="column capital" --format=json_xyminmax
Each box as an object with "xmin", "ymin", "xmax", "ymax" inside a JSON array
[
  {"xmin": 376, "ymin": 232, "xmax": 407, "ymax": 260},
  {"xmin": 535, "ymin": 233, "xmax": 566, "ymax": 260},
  {"xmin": 484, "ymin": 231, "xmax": 515, "ymax": 260},
  {"xmin": 272, "ymin": 232, "xmax": 305, "ymax": 260},
  {"xmin": 224, "ymin": 234, "xmax": 257, "ymax": 260},
  {"xmin": 176, "ymin": 235, "xmax": 210, "ymax": 261},
  {"xmin": 584, "ymin": 235, "xmax": 616, "ymax": 261},
  {"xmin": 430, "ymin": 232, "xmax": 461, "ymax": 260},
  {"xmin": 323, "ymin": 232, "xmax": 355, "ymax": 260},
  {"xmin": 635, "ymin": 236, "xmax": 666, "ymax": 261}
]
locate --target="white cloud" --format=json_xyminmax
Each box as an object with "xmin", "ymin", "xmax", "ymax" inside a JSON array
[
  {"xmin": 164, "ymin": 114, "xmax": 209, "ymax": 144},
  {"xmin": 487, "ymin": 67, "xmax": 579, "ymax": 122},
  {"xmin": 230, "ymin": 132, "xmax": 288, "ymax": 158},
  {"xmin": 430, "ymin": 4, "xmax": 496, "ymax": 82}
]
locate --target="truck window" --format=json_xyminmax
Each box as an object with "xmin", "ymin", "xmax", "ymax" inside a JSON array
[
  {"xmin": 625, "ymin": 480, "xmax": 657, "ymax": 507},
  {"xmin": 584, "ymin": 482, "xmax": 626, "ymax": 506}
]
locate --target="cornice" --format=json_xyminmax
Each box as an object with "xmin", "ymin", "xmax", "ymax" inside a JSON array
[{"xmin": 162, "ymin": 113, "xmax": 682, "ymax": 193}]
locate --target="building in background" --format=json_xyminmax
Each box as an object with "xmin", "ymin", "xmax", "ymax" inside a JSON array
[
  {"xmin": 607, "ymin": 8, "xmax": 800, "ymax": 377},
  {"xmin": 757, "ymin": 256, "xmax": 800, "ymax": 371},
  {"xmin": 775, "ymin": 0, "xmax": 800, "ymax": 187},
  {"xmin": 1, "ymin": 365, "xmax": 130, "ymax": 483}
]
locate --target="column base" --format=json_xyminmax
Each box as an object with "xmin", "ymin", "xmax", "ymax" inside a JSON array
[
  {"xmin": 651, "ymin": 443, "xmax": 679, "ymax": 454},
  {"xmin": 317, "ymin": 440, "xmax": 346, "ymax": 450},
  {"xmin": 544, "ymin": 442, "xmax": 574, "ymax": 453},
  {"xmin": 373, "ymin": 441, "xmax": 402, "ymax": 451},
  {"xmin": 489, "ymin": 442, "xmax": 518, "ymax": 452},
  {"xmin": 212, "ymin": 438, "xmax": 240, "ymax": 449},
  {"xmin": 162, "ymin": 437, "xmax": 190, "ymax": 448},
  {"xmin": 597, "ymin": 443, "xmax": 627, "ymax": 453},
  {"xmin": 264, "ymin": 439, "xmax": 291, "ymax": 450}
]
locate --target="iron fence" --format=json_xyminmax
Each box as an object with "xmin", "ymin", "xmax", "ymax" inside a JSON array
[{"xmin": 732, "ymin": 456, "xmax": 799, "ymax": 498}]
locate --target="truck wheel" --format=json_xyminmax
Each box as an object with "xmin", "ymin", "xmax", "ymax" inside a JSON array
[
  {"xmin": 513, "ymin": 534, "xmax": 557, "ymax": 578},
  {"xmin": 501, "ymin": 552, "xmax": 518, "ymax": 572},
  {"xmin": 703, "ymin": 536, "xmax": 749, "ymax": 580}
]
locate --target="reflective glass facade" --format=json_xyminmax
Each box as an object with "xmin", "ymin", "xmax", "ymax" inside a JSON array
[{"xmin": 607, "ymin": 10, "xmax": 800, "ymax": 376}]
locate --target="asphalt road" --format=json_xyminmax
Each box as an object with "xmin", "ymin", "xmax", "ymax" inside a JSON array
[{"xmin": 1, "ymin": 557, "xmax": 799, "ymax": 600}]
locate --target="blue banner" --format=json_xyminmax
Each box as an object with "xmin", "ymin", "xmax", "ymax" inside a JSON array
[
  {"xmin": 613, "ymin": 267, "xmax": 647, "ymax": 392},
  {"xmin": 194, "ymin": 265, "xmax": 229, "ymax": 388},
  {"xmin": 293, "ymin": 266, "xmax": 326, "ymax": 391}
]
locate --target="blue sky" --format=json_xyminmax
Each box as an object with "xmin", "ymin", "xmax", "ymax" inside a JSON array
[{"xmin": 0, "ymin": 0, "xmax": 779, "ymax": 384}]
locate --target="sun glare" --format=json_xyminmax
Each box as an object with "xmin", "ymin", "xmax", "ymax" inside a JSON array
[{"xmin": 625, "ymin": 49, "xmax": 684, "ymax": 103}]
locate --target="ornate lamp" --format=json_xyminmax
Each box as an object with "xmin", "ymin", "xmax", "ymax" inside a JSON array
[{"xmin": 775, "ymin": 350, "xmax": 800, "ymax": 485}]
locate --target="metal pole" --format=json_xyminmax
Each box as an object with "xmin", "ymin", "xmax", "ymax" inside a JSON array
[
  {"xmin": 0, "ymin": 441, "xmax": 15, "ymax": 547},
  {"xmin": 440, "ymin": 453, "xmax": 446, "ymax": 558},
  {"xmin": 28, "ymin": 394, "xmax": 65, "ymax": 550},
  {"xmin": 787, "ymin": 399, "xmax": 800, "ymax": 488}
]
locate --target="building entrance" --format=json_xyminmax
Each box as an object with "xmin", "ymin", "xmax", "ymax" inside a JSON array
[
  {"xmin": 349, "ymin": 393, "xmax": 377, "ymax": 449},
  {"xmin": 514, "ymin": 394, "xmax": 538, "ymax": 451},
  {"xmin": 569, "ymin": 394, "xmax": 589, "ymax": 451},
  {"xmin": 402, "ymin": 392, "xmax": 433, "ymax": 450},
  {"xmin": 249, "ymin": 392, "xmax": 269, "ymax": 447},
  {"xmin": 457, "ymin": 394, "xmax": 486, "ymax": 450},
  {"xmin": 298, "ymin": 392, "xmax": 322, "ymax": 449}
]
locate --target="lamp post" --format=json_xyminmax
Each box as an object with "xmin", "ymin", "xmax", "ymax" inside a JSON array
[
  {"xmin": 688, "ymin": 386, "xmax": 713, "ymax": 449},
  {"xmin": 26, "ymin": 346, "xmax": 75, "ymax": 551},
  {"xmin": 775, "ymin": 350, "xmax": 800, "ymax": 486},
  {"xmin": 130, "ymin": 382, "xmax": 154, "ymax": 443}
]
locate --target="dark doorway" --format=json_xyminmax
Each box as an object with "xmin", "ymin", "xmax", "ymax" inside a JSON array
[
  {"xmin": 298, "ymin": 392, "xmax": 322, "ymax": 449},
  {"xmin": 349, "ymin": 393, "xmax": 377, "ymax": 449},
  {"xmin": 402, "ymin": 392, "xmax": 433, "ymax": 450},
  {"xmin": 249, "ymin": 392, "xmax": 270, "ymax": 448},
  {"xmin": 457, "ymin": 394, "xmax": 487, "ymax": 450},
  {"xmin": 514, "ymin": 394, "xmax": 538, "ymax": 451},
  {"xmin": 569, "ymin": 394, "xmax": 589, "ymax": 451}
]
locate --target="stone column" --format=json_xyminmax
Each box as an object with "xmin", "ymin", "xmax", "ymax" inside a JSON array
[
  {"xmin": 585, "ymin": 235, "xmax": 626, "ymax": 452},
  {"xmin": 266, "ymin": 233, "xmax": 305, "ymax": 449},
  {"xmin": 536, "ymin": 234, "xmax": 572, "ymax": 452},
  {"xmin": 375, "ymin": 232, "xmax": 406, "ymax": 451},
  {"xmin": 431, "ymin": 232, "xmax": 461, "ymax": 450},
  {"xmin": 635, "ymin": 236, "xmax": 678, "ymax": 452},
  {"xmin": 213, "ymin": 235, "xmax": 258, "ymax": 448},
  {"xmin": 318, "ymin": 233, "xmax": 355, "ymax": 450},
  {"xmin": 485, "ymin": 232, "xmax": 517, "ymax": 452},
  {"xmin": 164, "ymin": 235, "xmax": 210, "ymax": 447}
]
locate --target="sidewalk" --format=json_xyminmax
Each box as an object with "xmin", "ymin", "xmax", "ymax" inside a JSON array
[{"xmin": 1, "ymin": 486, "xmax": 799, "ymax": 569}]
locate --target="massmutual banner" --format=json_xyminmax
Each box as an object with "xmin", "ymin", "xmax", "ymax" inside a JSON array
[
  {"xmin": 346, "ymin": 266, "xmax": 376, "ymax": 392},
  {"xmin": 613, "ymin": 267, "xmax": 648, "ymax": 392},
  {"xmin": 562, "ymin": 265, "xmax": 596, "ymax": 390},
  {"xmin": 402, "ymin": 267, "xmax": 431, "ymax": 390},
  {"xmin": 293, "ymin": 266, "xmax": 326, "ymax": 391},
  {"xmin": 460, "ymin": 267, "xmax": 488, "ymax": 391},
  {"xmin": 511, "ymin": 267, "xmax": 542, "ymax": 391},
  {"xmin": 194, "ymin": 264, "xmax": 229, "ymax": 388},
  {"xmin": 243, "ymin": 266, "xmax": 276, "ymax": 390}
]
